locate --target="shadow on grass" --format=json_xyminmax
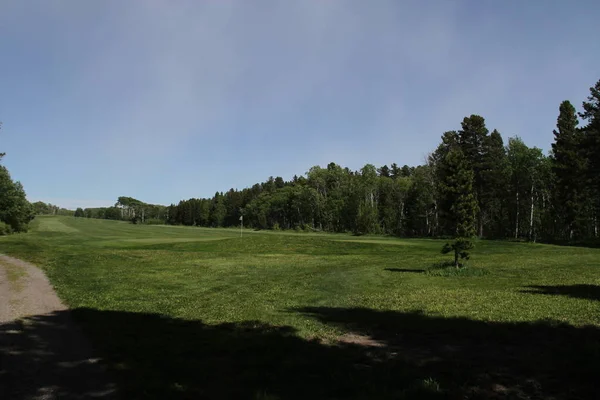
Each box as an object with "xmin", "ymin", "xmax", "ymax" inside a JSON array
[
  {"xmin": 384, "ymin": 268, "xmax": 425, "ymax": 273},
  {"xmin": 0, "ymin": 311, "xmax": 117, "ymax": 400},
  {"xmin": 540, "ymin": 238, "xmax": 600, "ymax": 249},
  {"xmin": 521, "ymin": 284, "xmax": 600, "ymax": 301},
  {"xmin": 296, "ymin": 307, "xmax": 600, "ymax": 400},
  {"xmin": 2, "ymin": 307, "xmax": 599, "ymax": 399}
]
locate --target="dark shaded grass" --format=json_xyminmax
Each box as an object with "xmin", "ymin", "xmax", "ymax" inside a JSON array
[
  {"xmin": 2, "ymin": 308, "xmax": 599, "ymax": 399},
  {"xmin": 522, "ymin": 284, "xmax": 600, "ymax": 301},
  {"xmin": 2, "ymin": 217, "xmax": 600, "ymax": 399}
]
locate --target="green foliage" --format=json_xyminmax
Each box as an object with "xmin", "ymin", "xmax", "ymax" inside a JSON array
[
  {"xmin": 507, "ymin": 137, "xmax": 548, "ymax": 241},
  {"xmin": 144, "ymin": 218, "xmax": 164, "ymax": 225},
  {"xmin": 551, "ymin": 100, "xmax": 586, "ymax": 239},
  {"xmin": 0, "ymin": 165, "xmax": 33, "ymax": 232},
  {"xmin": 0, "ymin": 221, "xmax": 13, "ymax": 235},
  {"xmin": 480, "ymin": 129, "xmax": 509, "ymax": 237},
  {"xmin": 32, "ymin": 201, "xmax": 73, "ymax": 216},
  {"xmin": 441, "ymin": 238, "xmax": 474, "ymax": 268},
  {"xmin": 46, "ymin": 77, "xmax": 599, "ymax": 245},
  {"xmin": 579, "ymin": 80, "xmax": 600, "ymax": 233},
  {"xmin": 437, "ymin": 145, "xmax": 477, "ymax": 266},
  {"xmin": 74, "ymin": 208, "xmax": 85, "ymax": 218}
]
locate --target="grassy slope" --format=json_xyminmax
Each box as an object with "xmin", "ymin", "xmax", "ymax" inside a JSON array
[{"xmin": 1, "ymin": 216, "xmax": 599, "ymax": 399}]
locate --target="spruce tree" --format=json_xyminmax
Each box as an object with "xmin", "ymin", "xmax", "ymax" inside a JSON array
[
  {"xmin": 579, "ymin": 80, "xmax": 600, "ymax": 238},
  {"xmin": 458, "ymin": 115, "xmax": 489, "ymax": 237},
  {"xmin": 481, "ymin": 129, "xmax": 509, "ymax": 238},
  {"xmin": 439, "ymin": 147, "xmax": 478, "ymax": 267},
  {"xmin": 551, "ymin": 100, "xmax": 585, "ymax": 239}
]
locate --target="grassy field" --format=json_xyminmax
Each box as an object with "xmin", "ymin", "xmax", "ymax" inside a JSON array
[{"xmin": 1, "ymin": 216, "xmax": 599, "ymax": 399}]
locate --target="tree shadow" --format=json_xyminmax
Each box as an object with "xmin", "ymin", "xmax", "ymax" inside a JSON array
[
  {"xmin": 2, "ymin": 307, "xmax": 599, "ymax": 400},
  {"xmin": 295, "ymin": 307, "xmax": 600, "ymax": 400},
  {"xmin": 521, "ymin": 284, "xmax": 600, "ymax": 301},
  {"xmin": 1, "ymin": 308, "xmax": 445, "ymax": 400},
  {"xmin": 384, "ymin": 268, "xmax": 425, "ymax": 273},
  {"xmin": 0, "ymin": 311, "xmax": 117, "ymax": 399},
  {"xmin": 540, "ymin": 238, "xmax": 600, "ymax": 249}
]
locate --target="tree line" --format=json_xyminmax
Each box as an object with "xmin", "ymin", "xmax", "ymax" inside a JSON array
[
  {"xmin": 74, "ymin": 78, "xmax": 599, "ymax": 244},
  {"xmin": 33, "ymin": 202, "xmax": 75, "ymax": 216}
]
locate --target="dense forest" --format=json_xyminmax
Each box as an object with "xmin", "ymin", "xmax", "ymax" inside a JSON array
[{"xmin": 68, "ymin": 78, "xmax": 600, "ymax": 244}]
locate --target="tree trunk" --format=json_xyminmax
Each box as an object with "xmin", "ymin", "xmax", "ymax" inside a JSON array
[
  {"xmin": 529, "ymin": 183, "xmax": 534, "ymax": 241},
  {"xmin": 454, "ymin": 248, "xmax": 459, "ymax": 268},
  {"xmin": 479, "ymin": 220, "xmax": 483, "ymax": 238},
  {"xmin": 515, "ymin": 191, "xmax": 519, "ymax": 239},
  {"xmin": 433, "ymin": 201, "xmax": 438, "ymax": 236},
  {"xmin": 399, "ymin": 201, "xmax": 404, "ymax": 233}
]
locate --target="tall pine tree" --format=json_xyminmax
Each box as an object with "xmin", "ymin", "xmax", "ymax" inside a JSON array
[
  {"xmin": 579, "ymin": 80, "xmax": 600, "ymax": 238},
  {"xmin": 458, "ymin": 115, "xmax": 489, "ymax": 237},
  {"xmin": 551, "ymin": 100, "xmax": 585, "ymax": 239},
  {"xmin": 439, "ymin": 147, "xmax": 478, "ymax": 267},
  {"xmin": 480, "ymin": 129, "xmax": 509, "ymax": 238}
]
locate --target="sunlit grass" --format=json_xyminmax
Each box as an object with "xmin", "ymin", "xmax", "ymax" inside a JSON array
[
  {"xmin": 3, "ymin": 216, "xmax": 600, "ymax": 398},
  {"xmin": 1, "ymin": 216, "xmax": 599, "ymax": 333}
]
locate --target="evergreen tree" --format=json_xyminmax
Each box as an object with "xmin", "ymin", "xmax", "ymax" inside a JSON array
[
  {"xmin": 480, "ymin": 129, "xmax": 509, "ymax": 238},
  {"xmin": 390, "ymin": 163, "xmax": 401, "ymax": 179},
  {"xmin": 439, "ymin": 147, "xmax": 478, "ymax": 267},
  {"xmin": 458, "ymin": 115, "xmax": 489, "ymax": 236},
  {"xmin": 551, "ymin": 100, "xmax": 585, "ymax": 239},
  {"xmin": 377, "ymin": 165, "xmax": 391, "ymax": 177},
  {"xmin": 210, "ymin": 193, "xmax": 227, "ymax": 227},
  {"xmin": 579, "ymin": 80, "xmax": 600, "ymax": 238}
]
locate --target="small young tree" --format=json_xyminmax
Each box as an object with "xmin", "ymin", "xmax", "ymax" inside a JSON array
[{"xmin": 439, "ymin": 147, "xmax": 478, "ymax": 267}]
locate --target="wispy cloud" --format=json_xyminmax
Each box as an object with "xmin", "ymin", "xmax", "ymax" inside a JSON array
[{"xmin": 3, "ymin": 1, "xmax": 599, "ymax": 203}]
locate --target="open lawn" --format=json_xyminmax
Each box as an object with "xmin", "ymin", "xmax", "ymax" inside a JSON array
[{"xmin": 1, "ymin": 216, "xmax": 599, "ymax": 399}]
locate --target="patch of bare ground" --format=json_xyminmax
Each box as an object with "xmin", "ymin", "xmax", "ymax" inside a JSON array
[{"xmin": 0, "ymin": 255, "xmax": 116, "ymax": 399}]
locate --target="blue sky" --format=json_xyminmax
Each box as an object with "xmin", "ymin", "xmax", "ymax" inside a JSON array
[{"xmin": 1, "ymin": 1, "xmax": 599, "ymax": 209}]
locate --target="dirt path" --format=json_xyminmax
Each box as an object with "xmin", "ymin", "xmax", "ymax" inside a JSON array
[{"xmin": 0, "ymin": 255, "xmax": 116, "ymax": 399}]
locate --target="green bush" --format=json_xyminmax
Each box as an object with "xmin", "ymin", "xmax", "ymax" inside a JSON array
[
  {"xmin": 302, "ymin": 223, "xmax": 313, "ymax": 232},
  {"xmin": 0, "ymin": 221, "xmax": 12, "ymax": 235},
  {"xmin": 272, "ymin": 222, "xmax": 281, "ymax": 231},
  {"xmin": 144, "ymin": 219, "xmax": 165, "ymax": 225}
]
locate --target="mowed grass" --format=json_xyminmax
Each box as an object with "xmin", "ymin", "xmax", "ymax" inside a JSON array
[{"xmin": 1, "ymin": 216, "xmax": 599, "ymax": 399}]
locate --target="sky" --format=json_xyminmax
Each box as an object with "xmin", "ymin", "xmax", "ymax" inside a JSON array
[{"xmin": 1, "ymin": 1, "xmax": 599, "ymax": 209}]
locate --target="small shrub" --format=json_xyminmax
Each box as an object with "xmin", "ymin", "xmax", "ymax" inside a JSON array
[
  {"xmin": 0, "ymin": 221, "xmax": 13, "ymax": 235},
  {"xmin": 441, "ymin": 238, "xmax": 474, "ymax": 267},
  {"xmin": 421, "ymin": 377, "xmax": 442, "ymax": 392},
  {"xmin": 254, "ymin": 391, "xmax": 280, "ymax": 400},
  {"xmin": 144, "ymin": 219, "xmax": 165, "ymax": 225},
  {"xmin": 398, "ymin": 377, "xmax": 443, "ymax": 399},
  {"xmin": 272, "ymin": 222, "xmax": 281, "ymax": 231}
]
